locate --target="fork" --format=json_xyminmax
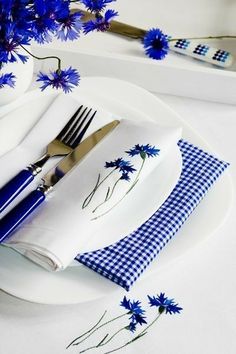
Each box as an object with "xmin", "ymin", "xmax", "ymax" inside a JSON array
[{"xmin": 0, "ymin": 105, "xmax": 97, "ymax": 213}]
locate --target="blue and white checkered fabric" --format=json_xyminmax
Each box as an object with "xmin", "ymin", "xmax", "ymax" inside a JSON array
[{"xmin": 76, "ymin": 140, "xmax": 229, "ymax": 291}]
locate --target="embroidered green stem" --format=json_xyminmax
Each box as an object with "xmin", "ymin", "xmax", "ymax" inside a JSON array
[
  {"xmin": 82, "ymin": 169, "xmax": 116, "ymax": 209},
  {"xmin": 92, "ymin": 177, "xmax": 121, "ymax": 213},
  {"xmin": 92, "ymin": 155, "xmax": 146, "ymax": 220},
  {"xmin": 104, "ymin": 332, "xmax": 147, "ymax": 354},
  {"xmin": 104, "ymin": 313, "xmax": 163, "ymax": 354},
  {"xmin": 79, "ymin": 328, "xmax": 126, "ymax": 353},
  {"xmin": 72, "ymin": 312, "xmax": 129, "ymax": 347},
  {"xmin": 66, "ymin": 310, "xmax": 107, "ymax": 349}
]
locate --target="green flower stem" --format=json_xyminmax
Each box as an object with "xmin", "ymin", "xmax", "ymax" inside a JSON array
[
  {"xmin": 82, "ymin": 173, "xmax": 101, "ymax": 209},
  {"xmin": 104, "ymin": 332, "xmax": 147, "ymax": 354},
  {"xmin": 82, "ymin": 169, "xmax": 116, "ymax": 209},
  {"xmin": 79, "ymin": 328, "xmax": 126, "ymax": 353},
  {"xmin": 72, "ymin": 312, "xmax": 129, "ymax": 347},
  {"xmin": 66, "ymin": 310, "xmax": 107, "ymax": 349},
  {"xmin": 169, "ymin": 35, "xmax": 236, "ymax": 42},
  {"xmin": 92, "ymin": 155, "xmax": 146, "ymax": 220},
  {"xmin": 126, "ymin": 155, "xmax": 145, "ymax": 194},
  {"xmin": 19, "ymin": 44, "xmax": 62, "ymax": 71},
  {"xmin": 92, "ymin": 177, "xmax": 121, "ymax": 213},
  {"xmin": 104, "ymin": 313, "xmax": 163, "ymax": 354}
]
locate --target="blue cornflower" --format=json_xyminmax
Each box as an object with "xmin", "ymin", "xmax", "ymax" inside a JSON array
[
  {"xmin": 148, "ymin": 293, "xmax": 183, "ymax": 315},
  {"xmin": 80, "ymin": 0, "xmax": 116, "ymax": 12},
  {"xmin": 128, "ymin": 321, "xmax": 137, "ymax": 333},
  {"xmin": 83, "ymin": 9, "xmax": 118, "ymax": 34},
  {"xmin": 126, "ymin": 144, "xmax": 160, "ymax": 159},
  {"xmin": 105, "ymin": 158, "xmax": 136, "ymax": 175},
  {"xmin": 32, "ymin": 0, "xmax": 70, "ymax": 43},
  {"xmin": 37, "ymin": 66, "xmax": 80, "ymax": 93},
  {"xmin": 143, "ymin": 28, "xmax": 169, "ymax": 60},
  {"xmin": 0, "ymin": 22, "xmax": 30, "ymax": 63},
  {"xmin": 57, "ymin": 12, "xmax": 83, "ymax": 41},
  {"xmin": 120, "ymin": 172, "xmax": 130, "ymax": 181},
  {"xmin": 120, "ymin": 296, "xmax": 147, "ymax": 331},
  {"xmin": 0, "ymin": 72, "xmax": 16, "ymax": 88}
]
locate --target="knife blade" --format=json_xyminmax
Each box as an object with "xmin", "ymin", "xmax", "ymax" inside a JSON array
[
  {"xmin": 77, "ymin": 9, "xmax": 234, "ymax": 68},
  {"xmin": 0, "ymin": 120, "xmax": 120, "ymax": 242}
]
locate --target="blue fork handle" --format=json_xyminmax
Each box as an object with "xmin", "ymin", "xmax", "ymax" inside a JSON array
[
  {"xmin": 0, "ymin": 169, "xmax": 35, "ymax": 214},
  {"xmin": 0, "ymin": 189, "xmax": 45, "ymax": 242}
]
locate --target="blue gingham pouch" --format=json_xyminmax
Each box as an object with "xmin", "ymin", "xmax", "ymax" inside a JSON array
[{"xmin": 76, "ymin": 139, "xmax": 229, "ymax": 291}]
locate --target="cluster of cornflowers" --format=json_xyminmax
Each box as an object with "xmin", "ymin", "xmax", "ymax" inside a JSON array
[
  {"xmin": 67, "ymin": 293, "xmax": 183, "ymax": 353},
  {"xmin": 82, "ymin": 143, "xmax": 160, "ymax": 219},
  {"xmin": 0, "ymin": 0, "xmax": 118, "ymax": 92}
]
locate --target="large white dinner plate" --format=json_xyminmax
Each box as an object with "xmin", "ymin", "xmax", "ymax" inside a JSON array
[{"xmin": 0, "ymin": 77, "xmax": 233, "ymax": 304}]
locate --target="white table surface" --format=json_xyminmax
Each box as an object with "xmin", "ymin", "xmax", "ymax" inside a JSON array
[
  {"xmin": 0, "ymin": 92, "xmax": 235, "ymax": 354},
  {"xmin": 1, "ymin": 0, "xmax": 236, "ymax": 352}
]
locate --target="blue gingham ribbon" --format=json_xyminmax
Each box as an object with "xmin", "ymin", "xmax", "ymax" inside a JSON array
[{"xmin": 76, "ymin": 139, "xmax": 229, "ymax": 290}]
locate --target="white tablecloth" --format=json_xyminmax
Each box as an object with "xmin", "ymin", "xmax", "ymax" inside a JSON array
[{"xmin": 0, "ymin": 92, "xmax": 235, "ymax": 354}]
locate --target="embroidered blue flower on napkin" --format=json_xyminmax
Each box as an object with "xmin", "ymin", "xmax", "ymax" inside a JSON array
[{"xmin": 76, "ymin": 139, "xmax": 229, "ymax": 290}]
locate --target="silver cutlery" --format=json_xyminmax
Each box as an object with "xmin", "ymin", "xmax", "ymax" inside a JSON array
[
  {"xmin": 0, "ymin": 120, "xmax": 120, "ymax": 242},
  {"xmin": 0, "ymin": 105, "xmax": 97, "ymax": 213}
]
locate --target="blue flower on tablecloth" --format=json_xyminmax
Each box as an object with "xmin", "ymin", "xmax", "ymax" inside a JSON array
[
  {"xmin": 81, "ymin": 0, "xmax": 116, "ymax": 12},
  {"xmin": 37, "ymin": 66, "xmax": 80, "ymax": 93},
  {"xmin": 83, "ymin": 9, "xmax": 118, "ymax": 34},
  {"xmin": 148, "ymin": 293, "xmax": 183, "ymax": 315},
  {"xmin": 0, "ymin": 72, "xmax": 16, "ymax": 88},
  {"xmin": 120, "ymin": 296, "xmax": 147, "ymax": 331},
  {"xmin": 128, "ymin": 321, "xmax": 137, "ymax": 332},
  {"xmin": 126, "ymin": 144, "xmax": 160, "ymax": 159},
  {"xmin": 143, "ymin": 28, "xmax": 170, "ymax": 60}
]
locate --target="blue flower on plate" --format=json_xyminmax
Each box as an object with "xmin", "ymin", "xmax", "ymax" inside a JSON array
[
  {"xmin": 143, "ymin": 28, "xmax": 170, "ymax": 60},
  {"xmin": 37, "ymin": 66, "xmax": 80, "ymax": 93},
  {"xmin": 148, "ymin": 293, "xmax": 183, "ymax": 315},
  {"xmin": 126, "ymin": 144, "xmax": 160, "ymax": 159},
  {"xmin": 83, "ymin": 9, "xmax": 118, "ymax": 34}
]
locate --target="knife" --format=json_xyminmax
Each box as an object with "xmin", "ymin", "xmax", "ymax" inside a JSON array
[
  {"xmin": 0, "ymin": 120, "xmax": 120, "ymax": 242},
  {"xmin": 78, "ymin": 9, "xmax": 234, "ymax": 68}
]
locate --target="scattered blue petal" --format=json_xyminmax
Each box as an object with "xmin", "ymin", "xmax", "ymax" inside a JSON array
[
  {"xmin": 0, "ymin": 72, "xmax": 16, "ymax": 88},
  {"xmin": 83, "ymin": 9, "xmax": 118, "ymax": 34},
  {"xmin": 143, "ymin": 28, "xmax": 170, "ymax": 60},
  {"xmin": 126, "ymin": 144, "xmax": 160, "ymax": 158},
  {"xmin": 148, "ymin": 293, "xmax": 183, "ymax": 315},
  {"xmin": 37, "ymin": 66, "xmax": 80, "ymax": 93}
]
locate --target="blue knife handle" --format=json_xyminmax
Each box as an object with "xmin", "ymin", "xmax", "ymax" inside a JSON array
[
  {"xmin": 0, "ymin": 169, "xmax": 35, "ymax": 213},
  {"xmin": 0, "ymin": 189, "xmax": 45, "ymax": 243}
]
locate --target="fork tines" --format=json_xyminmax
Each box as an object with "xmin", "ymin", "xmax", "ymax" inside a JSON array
[{"xmin": 57, "ymin": 105, "xmax": 97, "ymax": 149}]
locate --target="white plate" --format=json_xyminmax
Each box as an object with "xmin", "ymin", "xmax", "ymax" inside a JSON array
[{"xmin": 0, "ymin": 77, "xmax": 233, "ymax": 304}]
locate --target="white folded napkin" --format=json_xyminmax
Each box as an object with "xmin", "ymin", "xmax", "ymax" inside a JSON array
[{"xmin": 3, "ymin": 97, "xmax": 182, "ymax": 271}]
